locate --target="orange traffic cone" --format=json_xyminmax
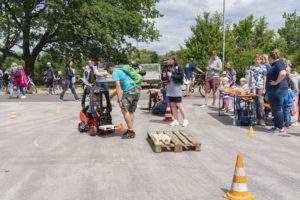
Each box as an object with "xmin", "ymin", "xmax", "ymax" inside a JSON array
[
  {"xmin": 10, "ymin": 112, "xmax": 16, "ymax": 119},
  {"xmin": 55, "ymin": 105, "xmax": 61, "ymax": 113},
  {"xmin": 248, "ymin": 126, "xmax": 254, "ymax": 137},
  {"xmin": 224, "ymin": 154, "xmax": 255, "ymax": 200},
  {"xmin": 163, "ymin": 103, "xmax": 173, "ymax": 122}
]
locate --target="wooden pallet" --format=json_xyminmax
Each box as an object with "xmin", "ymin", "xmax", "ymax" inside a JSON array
[{"xmin": 147, "ymin": 130, "xmax": 201, "ymax": 153}]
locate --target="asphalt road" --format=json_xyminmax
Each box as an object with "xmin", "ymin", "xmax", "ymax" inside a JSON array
[{"xmin": 0, "ymin": 93, "xmax": 299, "ymax": 200}]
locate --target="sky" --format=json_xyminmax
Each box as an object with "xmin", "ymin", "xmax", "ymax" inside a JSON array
[{"xmin": 139, "ymin": 0, "xmax": 300, "ymax": 54}]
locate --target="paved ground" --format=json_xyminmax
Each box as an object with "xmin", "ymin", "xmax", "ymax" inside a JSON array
[{"xmin": 0, "ymin": 92, "xmax": 300, "ymax": 200}]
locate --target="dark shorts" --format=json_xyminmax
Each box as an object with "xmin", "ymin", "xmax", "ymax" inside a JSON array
[
  {"xmin": 47, "ymin": 79, "xmax": 54, "ymax": 87},
  {"xmin": 205, "ymin": 77, "xmax": 220, "ymax": 93},
  {"xmin": 168, "ymin": 96, "xmax": 182, "ymax": 103},
  {"xmin": 94, "ymin": 82, "xmax": 108, "ymax": 91},
  {"xmin": 121, "ymin": 91, "xmax": 140, "ymax": 113}
]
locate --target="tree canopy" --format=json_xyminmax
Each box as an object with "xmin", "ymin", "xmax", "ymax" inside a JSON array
[
  {"xmin": 0, "ymin": 0, "xmax": 161, "ymax": 75},
  {"xmin": 181, "ymin": 11, "xmax": 300, "ymax": 79}
]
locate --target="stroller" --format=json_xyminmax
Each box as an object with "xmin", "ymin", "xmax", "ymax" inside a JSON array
[
  {"xmin": 235, "ymin": 97, "xmax": 256, "ymax": 126},
  {"xmin": 78, "ymin": 84, "xmax": 122, "ymax": 136}
]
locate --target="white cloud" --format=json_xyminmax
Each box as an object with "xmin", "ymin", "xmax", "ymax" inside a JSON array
[{"xmin": 139, "ymin": 0, "xmax": 300, "ymax": 54}]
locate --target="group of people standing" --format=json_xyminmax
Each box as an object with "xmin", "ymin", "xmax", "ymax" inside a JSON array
[
  {"xmin": 1, "ymin": 49, "xmax": 299, "ymax": 136},
  {"xmin": 0, "ymin": 63, "xmax": 28, "ymax": 98},
  {"xmin": 202, "ymin": 49, "xmax": 299, "ymax": 133}
]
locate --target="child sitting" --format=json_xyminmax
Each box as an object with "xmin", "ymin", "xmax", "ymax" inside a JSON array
[
  {"xmin": 149, "ymin": 87, "xmax": 169, "ymax": 115},
  {"xmin": 239, "ymin": 78, "xmax": 250, "ymax": 93},
  {"xmin": 283, "ymin": 88, "xmax": 295, "ymax": 128},
  {"xmin": 220, "ymin": 77, "xmax": 230, "ymax": 112}
]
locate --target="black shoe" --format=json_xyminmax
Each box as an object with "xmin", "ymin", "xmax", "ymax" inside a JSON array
[
  {"xmin": 122, "ymin": 130, "xmax": 135, "ymax": 139},
  {"xmin": 59, "ymin": 97, "xmax": 64, "ymax": 101}
]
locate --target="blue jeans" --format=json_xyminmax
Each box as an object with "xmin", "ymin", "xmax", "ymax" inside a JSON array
[
  {"xmin": 269, "ymin": 89, "xmax": 288, "ymax": 129},
  {"xmin": 255, "ymin": 89, "xmax": 265, "ymax": 122},
  {"xmin": 60, "ymin": 79, "xmax": 79, "ymax": 100},
  {"xmin": 8, "ymin": 83, "xmax": 23, "ymax": 97},
  {"xmin": 283, "ymin": 106, "xmax": 292, "ymax": 127}
]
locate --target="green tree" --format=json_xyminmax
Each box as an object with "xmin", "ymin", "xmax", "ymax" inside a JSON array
[
  {"xmin": 233, "ymin": 15, "xmax": 255, "ymax": 50},
  {"xmin": 184, "ymin": 12, "xmax": 223, "ymax": 70},
  {"xmin": 278, "ymin": 11, "xmax": 300, "ymax": 54},
  {"xmin": 0, "ymin": 0, "xmax": 161, "ymax": 76},
  {"xmin": 128, "ymin": 49, "xmax": 160, "ymax": 64},
  {"xmin": 183, "ymin": 13, "xmax": 278, "ymax": 80},
  {"xmin": 254, "ymin": 17, "xmax": 275, "ymax": 52}
]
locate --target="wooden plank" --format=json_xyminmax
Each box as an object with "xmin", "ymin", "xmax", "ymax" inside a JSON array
[
  {"xmin": 172, "ymin": 131, "xmax": 193, "ymax": 147},
  {"xmin": 179, "ymin": 131, "xmax": 201, "ymax": 151},
  {"xmin": 164, "ymin": 131, "xmax": 183, "ymax": 152},
  {"xmin": 148, "ymin": 132, "xmax": 162, "ymax": 153},
  {"xmin": 156, "ymin": 130, "xmax": 171, "ymax": 145}
]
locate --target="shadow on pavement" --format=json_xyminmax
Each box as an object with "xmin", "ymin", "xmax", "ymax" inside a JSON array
[
  {"xmin": 278, "ymin": 134, "xmax": 292, "ymax": 137},
  {"xmin": 192, "ymin": 103, "xmax": 203, "ymax": 106},
  {"xmin": 208, "ymin": 112, "xmax": 232, "ymax": 126},
  {"xmin": 221, "ymin": 188, "xmax": 229, "ymax": 193},
  {"xmin": 287, "ymin": 132, "xmax": 300, "ymax": 137},
  {"xmin": 149, "ymin": 119, "xmax": 168, "ymax": 125}
]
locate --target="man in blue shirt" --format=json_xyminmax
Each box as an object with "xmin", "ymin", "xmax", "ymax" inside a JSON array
[
  {"xmin": 184, "ymin": 59, "xmax": 196, "ymax": 96},
  {"xmin": 106, "ymin": 62, "xmax": 141, "ymax": 139}
]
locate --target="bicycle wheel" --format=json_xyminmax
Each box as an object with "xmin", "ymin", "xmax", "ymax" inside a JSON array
[
  {"xmin": 30, "ymin": 85, "xmax": 37, "ymax": 94},
  {"xmin": 199, "ymin": 83, "xmax": 205, "ymax": 97}
]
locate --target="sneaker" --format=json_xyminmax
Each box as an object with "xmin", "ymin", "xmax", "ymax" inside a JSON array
[
  {"xmin": 268, "ymin": 127, "xmax": 278, "ymax": 133},
  {"xmin": 20, "ymin": 95, "xmax": 26, "ymax": 99},
  {"xmin": 59, "ymin": 97, "xmax": 64, "ymax": 101},
  {"xmin": 182, "ymin": 119, "xmax": 189, "ymax": 127},
  {"xmin": 199, "ymin": 104, "xmax": 207, "ymax": 108},
  {"xmin": 279, "ymin": 128, "xmax": 286, "ymax": 134},
  {"xmin": 170, "ymin": 120, "xmax": 179, "ymax": 126},
  {"xmin": 122, "ymin": 130, "xmax": 135, "ymax": 139}
]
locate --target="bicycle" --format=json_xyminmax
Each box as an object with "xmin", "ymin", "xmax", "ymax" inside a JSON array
[
  {"xmin": 26, "ymin": 75, "xmax": 38, "ymax": 94},
  {"xmin": 189, "ymin": 69, "xmax": 206, "ymax": 97}
]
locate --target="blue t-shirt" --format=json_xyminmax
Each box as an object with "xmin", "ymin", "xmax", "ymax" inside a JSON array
[
  {"xmin": 112, "ymin": 69, "xmax": 135, "ymax": 92},
  {"xmin": 185, "ymin": 63, "xmax": 196, "ymax": 79},
  {"xmin": 267, "ymin": 59, "xmax": 288, "ymax": 91},
  {"xmin": 264, "ymin": 63, "xmax": 272, "ymax": 94}
]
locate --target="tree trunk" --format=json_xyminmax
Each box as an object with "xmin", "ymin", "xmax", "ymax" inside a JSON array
[{"xmin": 24, "ymin": 57, "xmax": 35, "ymax": 77}]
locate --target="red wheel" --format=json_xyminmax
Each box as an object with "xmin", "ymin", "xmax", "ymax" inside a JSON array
[
  {"xmin": 88, "ymin": 126, "xmax": 97, "ymax": 136},
  {"xmin": 78, "ymin": 122, "xmax": 85, "ymax": 133}
]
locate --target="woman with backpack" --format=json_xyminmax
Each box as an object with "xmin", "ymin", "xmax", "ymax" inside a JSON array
[
  {"xmin": 6, "ymin": 63, "xmax": 26, "ymax": 99},
  {"xmin": 60, "ymin": 59, "xmax": 80, "ymax": 101},
  {"xmin": 166, "ymin": 57, "xmax": 189, "ymax": 127}
]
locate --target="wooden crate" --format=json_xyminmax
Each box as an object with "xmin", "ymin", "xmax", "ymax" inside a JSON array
[{"xmin": 147, "ymin": 130, "xmax": 201, "ymax": 153}]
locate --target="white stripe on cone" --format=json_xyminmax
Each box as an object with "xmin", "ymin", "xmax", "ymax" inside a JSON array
[
  {"xmin": 231, "ymin": 183, "xmax": 248, "ymax": 192},
  {"xmin": 234, "ymin": 168, "xmax": 246, "ymax": 176}
]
